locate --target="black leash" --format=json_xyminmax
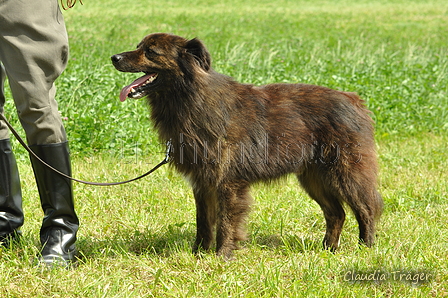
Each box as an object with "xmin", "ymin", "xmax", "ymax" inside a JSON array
[{"xmin": 0, "ymin": 113, "xmax": 171, "ymax": 186}]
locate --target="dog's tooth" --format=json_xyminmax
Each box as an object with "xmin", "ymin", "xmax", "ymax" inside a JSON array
[{"xmin": 130, "ymin": 87, "xmax": 135, "ymax": 92}]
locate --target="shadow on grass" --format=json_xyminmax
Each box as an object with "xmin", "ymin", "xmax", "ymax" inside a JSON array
[
  {"xmin": 248, "ymin": 232, "xmax": 323, "ymax": 254},
  {"xmin": 76, "ymin": 226, "xmax": 196, "ymax": 260},
  {"xmin": 75, "ymin": 224, "xmax": 323, "ymax": 262}
]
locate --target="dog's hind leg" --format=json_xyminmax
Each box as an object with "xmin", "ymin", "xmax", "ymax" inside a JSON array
[
  {"xmin": 215, "ymin": 181, "xmax": 252, "ymax": 260},
  {"xmin": 297, "ymin": 172, "xmax": 346, "ymax": 251},
  {"xmin": 192, "ymin": 184, "xmax": 217, "ymax": 254},
  {"xmin": 328, "ymin": 158, "xmax": 382, "ymax": 248},
  {"xmin": 342, "ymin": 184, "xmax": 383, "ymax": 248},
  {"xmin": 316, "ymin": 164, "xmax": 382, "ymax": 249}
]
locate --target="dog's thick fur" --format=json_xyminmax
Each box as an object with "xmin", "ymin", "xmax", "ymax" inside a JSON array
[{"xmin": 112, "ymin": 33, "xmax": 383, "ymax": 259}]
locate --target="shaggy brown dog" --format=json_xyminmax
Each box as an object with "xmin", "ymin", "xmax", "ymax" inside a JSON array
[{"xmin": 111, "ymin": 33, "xmax": 383, "ymax": 259}]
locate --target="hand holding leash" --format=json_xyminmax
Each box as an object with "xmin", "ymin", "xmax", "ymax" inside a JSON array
[{"xmin": 60, "ymin": 0, "xmax": 83, "ymax": 10}]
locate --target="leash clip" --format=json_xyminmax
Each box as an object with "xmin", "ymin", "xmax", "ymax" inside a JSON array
[{"xmin": 163, "ymin": 140, "xmax": 173, "ymax": 163}]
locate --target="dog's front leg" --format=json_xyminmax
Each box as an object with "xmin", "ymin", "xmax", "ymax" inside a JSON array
[
  {"xmin": 215, "ymin": 181, "xmax": 252, "ymax": 260},
  {"xmin": 192, "ymin": 185, "xmax": 217, "ymax": 254}
]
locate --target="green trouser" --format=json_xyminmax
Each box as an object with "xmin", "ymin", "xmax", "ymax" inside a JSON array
[
  {"xmin": 0, "ymin": 0, "xmax": 68, "ymax": 144},
  {"xmin": 0, "ymin": 0, "xmax": 78, "ymax": 265}
]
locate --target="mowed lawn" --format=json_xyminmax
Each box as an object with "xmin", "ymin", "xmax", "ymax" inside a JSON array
[{"xmin": 0, "ymin": 0, "xmax": 447, "ymax": 297}]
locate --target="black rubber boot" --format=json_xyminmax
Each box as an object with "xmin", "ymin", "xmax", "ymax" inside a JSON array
[
  {"xmin": 0, "ymin": 139, "xmax": 24, "ymax": 247},
  {"xmin": 29, "ymin": 142, "xmax": 79, "ymax": 267}
]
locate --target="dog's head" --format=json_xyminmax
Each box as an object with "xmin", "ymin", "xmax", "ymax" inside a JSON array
[{"xmin": 111, "ymin": 33, "xmax": 211, "ymax": 102}]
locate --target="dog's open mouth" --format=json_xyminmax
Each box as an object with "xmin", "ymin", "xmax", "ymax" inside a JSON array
[{"xmin": 119, "ymin": 73, "xmax": 158, "ymax": 102}]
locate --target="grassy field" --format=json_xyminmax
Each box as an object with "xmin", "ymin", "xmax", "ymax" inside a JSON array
[{"xmin": 1, "ymin": 0, "xmax": 447, "ymax": 297}]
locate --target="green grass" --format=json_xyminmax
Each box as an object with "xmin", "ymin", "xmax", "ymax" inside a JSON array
[{"xmin": 1, "ymin": 0, "xmax": 447, "ymax": 297}]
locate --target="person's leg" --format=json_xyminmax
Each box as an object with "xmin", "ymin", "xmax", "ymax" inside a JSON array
[
  {"xmin": 0, "ymin": 139, "xmax": 24, "ymax": 247},
  {"xmin": 0, "ymin": 0, "xmax": 78, "ymax": 266},
  {"xmin": 0, "ymin": 63, "xmax": 10, "ymax": 140},
  {"xmin": 0, "ymin": 64, "xmax": 24, "ymax": 248},
  {"xmin": 0, "ymin": 0, "xmax": 68, "ymax": 145},
  {"xmin": 29, "ymin": 142, "xmax": 78, "ymax": 266}
]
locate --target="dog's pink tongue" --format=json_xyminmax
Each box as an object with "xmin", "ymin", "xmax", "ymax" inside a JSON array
[{"xmin": 119, "ymin": 74, "xmax": 153, "ymax": 102}]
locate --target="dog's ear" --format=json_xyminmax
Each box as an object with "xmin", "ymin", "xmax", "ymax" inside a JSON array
[{"xmin": 184, "ymin": 38, "xmax": 211, "ymax": 71}]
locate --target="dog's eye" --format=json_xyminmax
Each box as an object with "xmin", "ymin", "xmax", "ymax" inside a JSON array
[{"xmin": 145, "ymin": 48, "xmax": 159, "ymax": 57}]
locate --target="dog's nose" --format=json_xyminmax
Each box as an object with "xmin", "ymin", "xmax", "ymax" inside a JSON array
[{"xmin": 111, "ymin": 54, "xmax": 122, "ymax": 63}]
